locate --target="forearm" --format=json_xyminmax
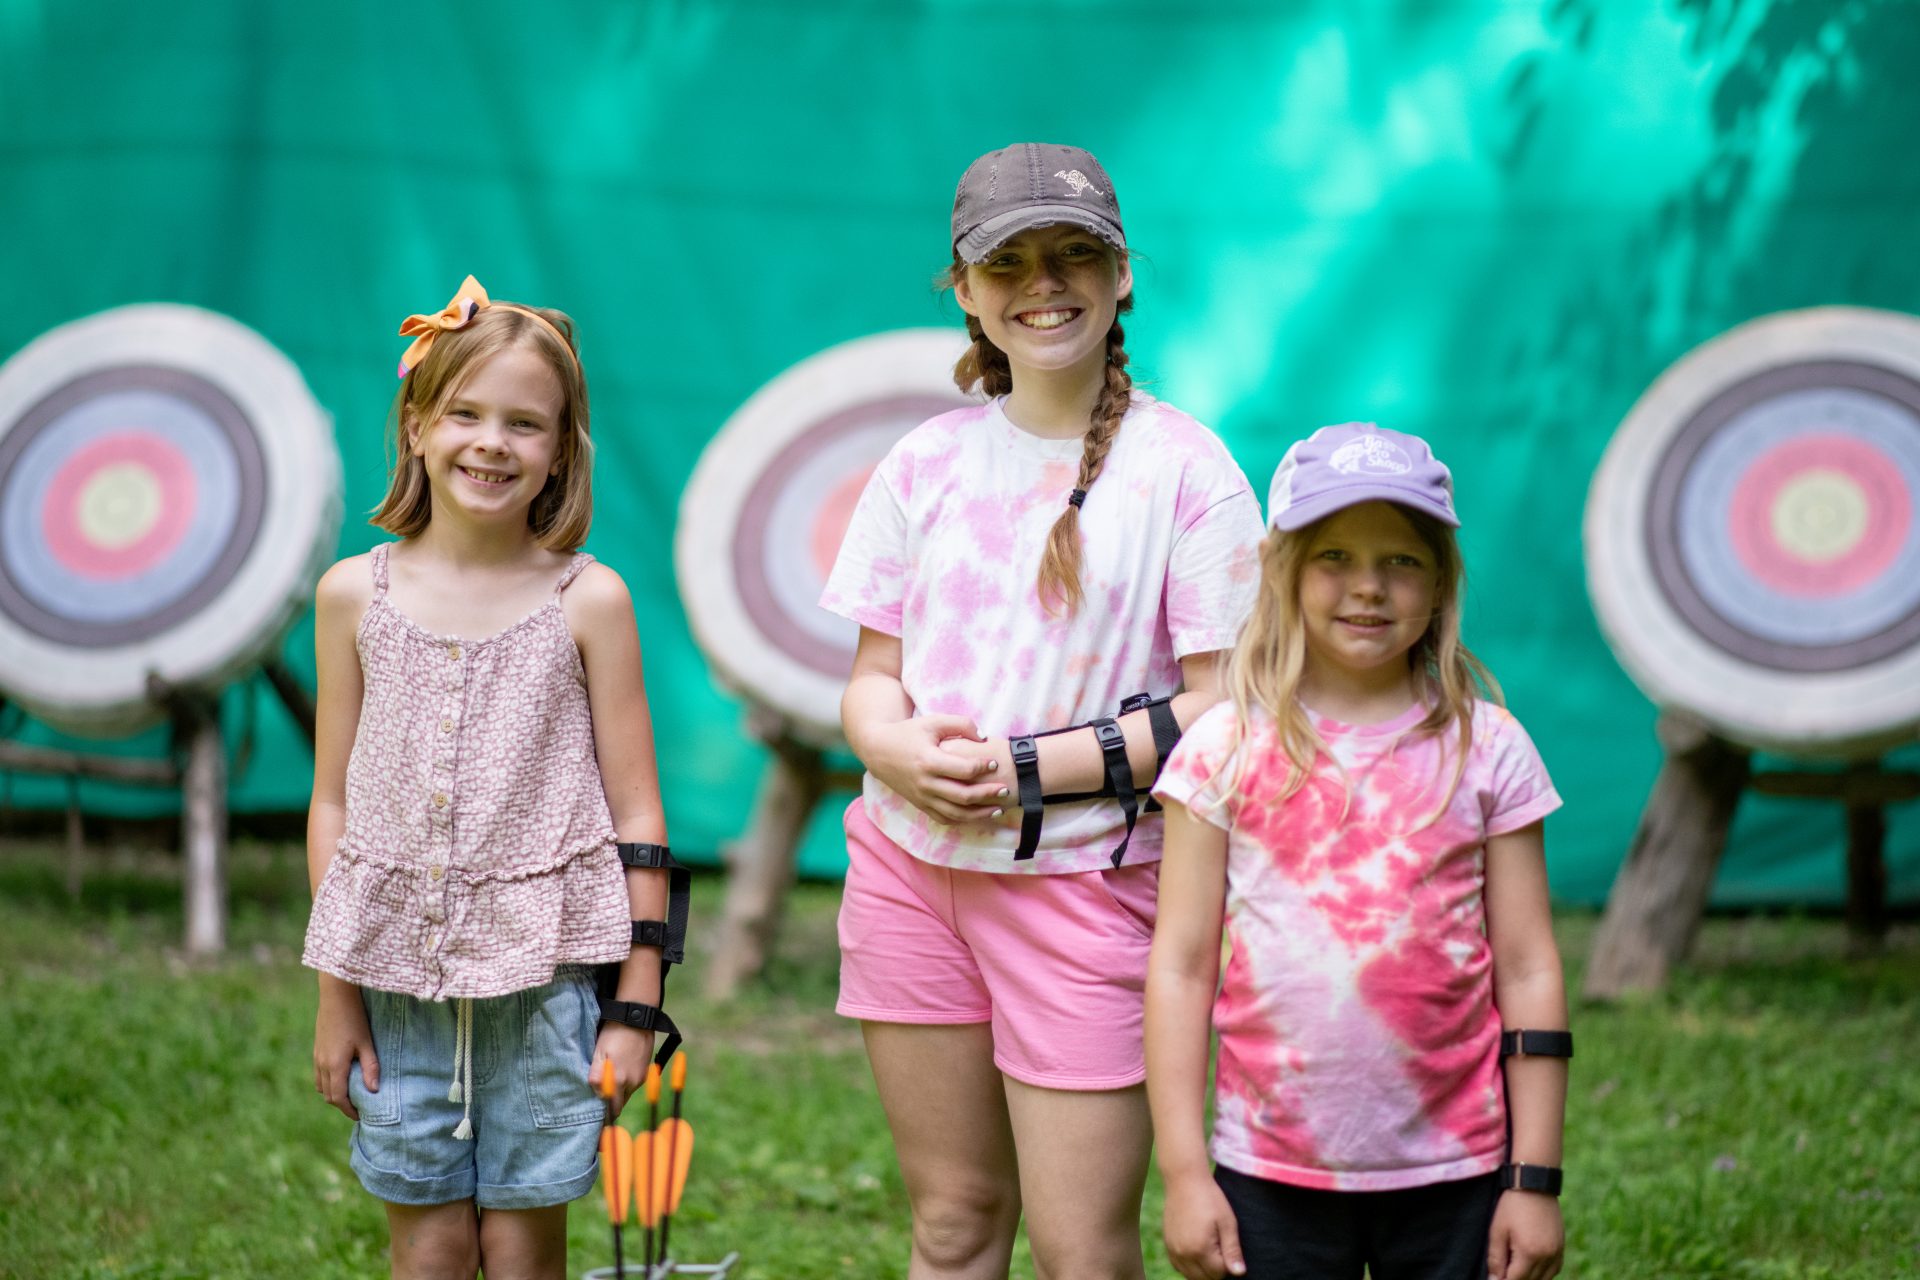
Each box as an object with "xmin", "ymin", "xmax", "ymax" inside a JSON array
[
  {"xmin": 841, "ymin": 669, "xmax": 915, "ymax": 764},
  {"xmin": 1145, "ymin": 964, "xmax": 1220, "ymax": 1180},
  {"xmin": 611, "ymin": 865, "xmax": 668, "ymax": 1004},
  {"xmin": 1497, "ymin": 966, "xmax": 1569, "ymax": 1167},
  {"xmin": 305, "ymin": 799, "xmax": 346, "ymax": 895}
]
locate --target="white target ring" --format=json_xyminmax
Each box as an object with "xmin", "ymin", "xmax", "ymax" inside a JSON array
[
  {"xmin": 677, "ymin": 329, "xmax": 972, "ymax": 745},
  {"xmin": 1586, "ymin": 306, "xmax": 1920, "ymax": 757},
  {"xmin": 0, "ymin": 304, "xmax": 341, "ymax": 734}
]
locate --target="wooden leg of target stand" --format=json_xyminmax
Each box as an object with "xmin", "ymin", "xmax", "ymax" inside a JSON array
[
  {"xmin": 1843, "ymin": 764, "xmax": 1889, "ymax": 955},
  {"xmin": 705, "ymin": 730, "xmax": 826, "ymax": 999},
  {"xmin": 179, "ymin": 699, "xmax": 228, "ymax": 956},
  {"xmin": 1584, "ymin": 713, "xmax": 1751, "ymax": 1000}
]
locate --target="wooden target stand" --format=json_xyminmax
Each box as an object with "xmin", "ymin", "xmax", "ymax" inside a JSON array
[
  {"xmin": 0, "ymin": 304, "xmax": 339, "ymax": 953},
  {"xmin": 1583, "ymin": 308, "xmax": 1920, "ymax": 997},
  {"xmin": 1584, "ymin": 713, "xmax": 1916, "ymax": 998},
  {"xmin": 676, "ymin": 330, "xmax": 970, "ymax": 997},
  {"xmin": 0, "ymin": 667, "xmax": 317, "ymax": 952}
]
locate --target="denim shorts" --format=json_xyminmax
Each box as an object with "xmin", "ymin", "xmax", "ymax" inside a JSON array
[{"xmin": 347, "ymin": 966, "xmax": 604, "ymax": 1209}]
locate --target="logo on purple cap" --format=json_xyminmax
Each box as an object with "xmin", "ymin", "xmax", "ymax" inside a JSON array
[{"xmin": 1329, "ymin": 435, "xmax": 1413, "ymax": 476}]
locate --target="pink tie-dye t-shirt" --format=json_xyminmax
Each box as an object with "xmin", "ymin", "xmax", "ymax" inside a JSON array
[
  {"xmin": 1153, "ymin": 698, "xmax": 1562, "ymax": 1190},
  {"xmin": 821, "ymin": 393, "xmax": 1263, "ymax": 874}
]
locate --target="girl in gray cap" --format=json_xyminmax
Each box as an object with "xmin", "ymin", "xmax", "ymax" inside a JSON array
[{"xmin": 821, "ymin": 143, "xmax": 1266, "ymax": 1278}]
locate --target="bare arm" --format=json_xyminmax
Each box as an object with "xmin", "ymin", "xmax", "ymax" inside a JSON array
[
  {"xmin": 1144, "ymin": 800, "xmax": 1244, "ymax": 1279},
  {"xmin": 569, "ymin": 564, "xmax": 669, "ymax": 1113},
  {"xmin": 1484, "ymin": 820, "xmax": 1567, "ymax": 1280},
  {"xmin": 308, "ymin": 557, "xmax": 373, "ymax": 1120}
]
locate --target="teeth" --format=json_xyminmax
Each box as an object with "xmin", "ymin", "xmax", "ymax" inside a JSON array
[
  {"xmin": 462, "ymin": 467, "xmax": 510, "ymax": 483},
  {"xmin": 1020, "ymin": 310, "xmax": 1075, "ymax": 329}
]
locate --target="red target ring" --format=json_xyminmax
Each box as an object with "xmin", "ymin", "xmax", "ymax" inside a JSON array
[
  {"xmin": 43, "ymin": 431, "xmax": 198, "ymax": 580},
  {"xmin": 1726, "ymin": 434, "xmax": 1907, "ymax": 597}
]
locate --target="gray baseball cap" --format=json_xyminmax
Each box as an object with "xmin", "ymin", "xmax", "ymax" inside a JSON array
[
  {"xmin": 951, "ymin": 143, "xmax": 1126, "ymax": 264},
  {"xmin": 1267, "ymin": 422, "xmax": 1460, "ymax": 531}
]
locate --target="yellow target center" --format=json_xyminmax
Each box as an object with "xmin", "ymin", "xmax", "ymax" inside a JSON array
[
  {"xmin": 76, "ymin": 462, "xmax": 163, "ymax": 549},
  {"xmin": 1769, "ymin": 469, "xmax": 1868, "ymax": 563}
]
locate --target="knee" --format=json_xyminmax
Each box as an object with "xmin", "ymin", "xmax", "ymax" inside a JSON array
[
  {"xmin": 390, "ymin": 1215, "xmax": 480, "ymax": 1280},
  {"xmin": 1029, "ymin": 1223, "xmax": 1144, "ymax": 1280},
  {"xmin": 912, "ymin": 1184, "xmax": 1019, "ymax": 1272}
]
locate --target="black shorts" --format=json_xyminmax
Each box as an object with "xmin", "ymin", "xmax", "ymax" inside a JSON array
[{"xmin": 1213, "ymin": 1165, "xmax": 1499, "ymax": 1280}]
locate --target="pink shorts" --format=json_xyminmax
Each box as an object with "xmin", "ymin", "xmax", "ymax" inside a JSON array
[{"xmin": 836, "ymin": 798, "xmax": 1160, "ymax": 1091}]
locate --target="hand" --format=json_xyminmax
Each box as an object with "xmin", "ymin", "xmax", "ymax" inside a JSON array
[
  {"xmin": 1486, "ymin": 1190, "xmax": 1563, "ymax": 1280},
  {"xmin": 1162, "ymin": 1173, "xmax": 1246, "ymax": 1279},
  {"xmin": 313, "ymin": 977, "xmax": 377, "ymax": 1121},
  {"xmin": 860, "ymin": 714, "xmax": 1007, "ymax": 825},
  {"xmin": 591, "ymin": 1022, "xmax": 656, "ymax": 1117}
]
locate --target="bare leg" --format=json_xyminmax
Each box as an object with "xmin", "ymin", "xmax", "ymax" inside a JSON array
[
  {"xmin": 387, "ymin": 1200, "xmax": 480, "ymax": 1280},
  {"xmin": 865, "ymin": 1021, "xmax": 1023, "ymax": 1279},
  {"xmin": 476, "ymin": 1204, "xmax": 570, "ymax": 1280},
  {"xmin": 1004, "ymin": 1079, "xmax": 1152, "ymax": 1280}
]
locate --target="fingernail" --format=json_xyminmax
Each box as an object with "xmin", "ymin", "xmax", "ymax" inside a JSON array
[
  {"xmin": 992, "ymin": 808, "xmax": 1003, "ymax": 818},
  {"xmin": 997, "ymin": 787, "xmax": 1008, "ymax": 798},
  {"xmin": 987, "ymin": 759, "xmax": 998, "ymax": 771}
]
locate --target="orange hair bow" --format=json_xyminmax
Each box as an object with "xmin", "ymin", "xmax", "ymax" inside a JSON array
[
  {"xmin": 396, "ymin": 275, "xmax": 490, "ymax": 379},
  {"xmin": 395, "ymin": 275, "xmax": 577, "ymax": 380}
]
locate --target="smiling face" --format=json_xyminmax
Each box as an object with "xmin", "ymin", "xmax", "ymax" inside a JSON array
[
  {"xmin": 954, "ymin": 224, "xmax": 1132, "ymax": 383},
  {"xmin": 409, "ymin": 341, "xmax": 565, "ymax": 528},
  {"xmin": 1296, "ymin": 501, "xmax": 1440, "ymax": 692}
]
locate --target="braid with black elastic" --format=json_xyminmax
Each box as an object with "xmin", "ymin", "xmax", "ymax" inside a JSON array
[{"xmin": 1036, "ymin": 315, "xmax": 1132, "ymax": 616}]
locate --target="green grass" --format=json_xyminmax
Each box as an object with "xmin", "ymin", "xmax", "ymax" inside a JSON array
[{"xmin": 0, "ymin": 842, "xmax": 1914, "ymax": 1278}]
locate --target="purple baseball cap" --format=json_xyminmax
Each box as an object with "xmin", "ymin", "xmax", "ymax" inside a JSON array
[
  {"xmin": 1266, "ymin": 422, "xmax": 1459, "ymax": 531},
  {"xmin": 951, "ymin": 143, "xmax": 1125, "ymax": 264}
]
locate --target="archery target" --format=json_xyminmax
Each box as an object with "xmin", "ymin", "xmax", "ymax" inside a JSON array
[
  {"xmin": 677, "ymin": 329, "xmax": 971, "ymax": 745},
  {"xmin": 0, "ymin": 304, "xmax": 340, "ymax": 734},
  {"xmin": 1586, "ymin": 307, "xmax": 1920, "ymax": 756}
]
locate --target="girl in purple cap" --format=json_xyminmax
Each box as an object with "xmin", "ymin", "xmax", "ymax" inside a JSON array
[
  {"xmin": 1145, "ymin": 423, "xmax": 1570, "ymax": 1280},
  {"xmin": 821, "ymin": 143, "xmax": 1265, "ymax": 1277}
]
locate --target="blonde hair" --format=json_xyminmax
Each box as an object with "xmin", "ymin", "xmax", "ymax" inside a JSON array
[
  {"xmin": 1212, "ymin": 504, "xmax": 1501, "ymax": 824},
  {"xmin": 946, "ymin": 250, "xmax": 1134, "ymax": 617},
  {"xmin": 370, "ymin": 302, "xmax": 594, "ymax": 550}
]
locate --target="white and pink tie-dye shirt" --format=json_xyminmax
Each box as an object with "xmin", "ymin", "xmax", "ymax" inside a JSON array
[
  {"xmin": 822, "ymin": 393, "xmax": 1263, "ymax": 874},
  {"xmin": 1154, "ymin": 698, "xmax": 1562, "ymax": 1190}
]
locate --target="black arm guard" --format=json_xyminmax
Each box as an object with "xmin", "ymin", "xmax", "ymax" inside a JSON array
[
  {"xmin": 1007, "ymin": 691, "xmax": 1187, "ymax": 867},
  {"xmin": 598, "ymin": 841, "xmax": 691, "ymax": 1067}
]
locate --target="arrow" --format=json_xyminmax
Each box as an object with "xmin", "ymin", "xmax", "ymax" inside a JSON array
[
  {"xmin": 595, "ymin": 1059, "xmax": 628, "ymax": 1279},
  {"xmin": 654, "ymin": 1052, "xmax": 694, "ymax": 1269}
]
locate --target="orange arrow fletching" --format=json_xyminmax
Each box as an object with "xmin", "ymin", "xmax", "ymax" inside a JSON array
[
  {"xmin": 633, "ymin": 1128, "xmax": 662, "ymax": 1227},
  {"xmin": 670, "ymin": 1051, "xmax": 687, "ymax": 1091},
  {"xmin": 597, "ymin": 1058, "xmax": 617, "ymax": 1101},
  {"xmin": 646, "ymin": 1119, "xmax": 695, "ymax": 1217},
  {"xmin": 644, "ymin": 1062, "xmax": 662, "ymax": 1105},
  {"xmin": 599, "ymin": 1127, "xmax": 635, "ymax": 1224}
]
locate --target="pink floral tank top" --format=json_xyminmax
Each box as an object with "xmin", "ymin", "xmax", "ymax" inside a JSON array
[{"xmin": 302, "ymin": 544, "xmax": 629, "ymax": 999}]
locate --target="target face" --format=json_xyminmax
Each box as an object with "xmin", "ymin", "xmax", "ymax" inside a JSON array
[
  {"xmin": 0, "ymin": 305, "xmax": 340, "ymax": 734},
  {"xmin": 677, "ymin": 329, "xmax": 971, "ymax": 744},
  {"xmin": 1587, "ymin": 307, "xmax": 1920, "ymax": 755}
]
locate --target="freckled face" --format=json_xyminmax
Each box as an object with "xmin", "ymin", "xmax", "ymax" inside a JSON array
[
  {"xmin": 411, "ymin": 343, "xmax": 565, "ymax": 525},
  {"xmin": 954, "ymin": 224, "xmax": 1132, "ymax": 381},
  {"xmin": 1297, "ymin": 502, "xmax": 1439, "ymax": 681}
]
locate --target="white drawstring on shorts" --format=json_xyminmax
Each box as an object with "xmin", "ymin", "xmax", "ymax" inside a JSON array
[{"xmin": 447, "ymin": 997, "xmax": 474, "ymax": 1140}]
